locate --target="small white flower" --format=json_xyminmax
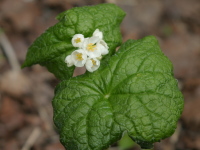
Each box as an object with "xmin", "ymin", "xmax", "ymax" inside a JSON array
[
  {"xmin": 65, "ymin": 29, "xmax": 109, "ymax": 72},
  {"xmin": 93, "ymin": 29, "xmax": 103, "ymax": 40},
  {"xmin": 71, "ymin": 49, "xmax": 87, "ymax": 67},
  {"xmin": 83, "ymin": 36, "xmax": 102, "ymax": 58},
  {"xmin": 85, "ymin": 58, "xmax": 100, "ymax": 72},
  {"xmin": 71, "ymin": 34, "xmax": 84, "ymax": 48},
  {"xmin": 65, "ymin": 55, "xmax": 74, "ymax": 67},
  {"xmin": 97, "ymin": 40, "xmax": 109, "ymax": 55}
]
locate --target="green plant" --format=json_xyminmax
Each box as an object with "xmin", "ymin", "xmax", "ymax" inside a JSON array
[{"xmin": 22, "ymin": 3, "xmax": 184, "ymax": 150}]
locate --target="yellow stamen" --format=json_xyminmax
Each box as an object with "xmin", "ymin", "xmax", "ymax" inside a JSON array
[
  {"xmin": 91, "ymin": 59, "xmax": 96, "ymax": 66},
  {"xmin": 76, "ymin": 53, "xmax": 83, "ymax": 61},
  {"xmin": 74, "ymin": 38, "xmax": 81, "ymax": 43},
  {"xmin": 87, "ymin": 43, "xmax": 97, "ymax": 52}
]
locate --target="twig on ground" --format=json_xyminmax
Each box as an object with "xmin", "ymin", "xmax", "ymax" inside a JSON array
[
  {"xmin": 0, "ymin": 32, "xmax": 20, "ymax": 71},
  {"xmin": 21, "ymin": 126, "xmax": 41, "ymax": 150}
]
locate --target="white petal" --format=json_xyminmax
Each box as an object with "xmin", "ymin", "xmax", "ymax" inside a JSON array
[
  {"xmin": 76, "ymin": 61, "xmax": 85, "ymax": 67},
  {"xmin": 85, "ymin": 58, "xmax": 100, "ymax": 72},
  {"xmin": 85, "ymin": 59, "xmax": 93, "ymax": 72},
  {"xmin": 96, "ymin": 56, "xmax": 102, "ymax": 60},
  {"xmin": 100, "ymin": 40, "xmax": 108, "ymax": 49},
  {"xmin": 72, "ymin": 34, "xmax": 84, "ymax": 48},
  {"xmin": 97, "ymin": 40, "xmax": 109, "ymax": 55},
  {"xmin": 97, "ymin": 44, "xmax": 108, "ymax": 55},
  {"xmin": 65, "ymin": 55, "xmax": 74, "ymax": 67},
  {"xmin": 93, "ymin": 29, "xmax": 103, "ymax": 39},
  {"xmin": 82, "ymin": 38, "xmax": 89, "ymax": 49},
  {"xmin": 83, "ymin": 37, "xmax": 101, "ymax": 58},
  {"xmin": 89, "ymin": 36, "xmax": 100, "ymax": 44},
  {"xmin": 86, "ymin": 49, "xmax": 102, "ymax": 58},
  {"xmin": 71, "ymin": 49, "xmax": 87, "ymax": 67}
]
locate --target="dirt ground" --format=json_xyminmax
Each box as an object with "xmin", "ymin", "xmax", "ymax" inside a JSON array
[{"xmin": 0, "ymin": 0, "xmax": 200, "ymax": 150}]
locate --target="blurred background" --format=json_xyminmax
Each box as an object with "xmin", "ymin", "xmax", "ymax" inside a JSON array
[{"xmin": 0, "ymin": 0, "xmax": 200, "ymax": 150}]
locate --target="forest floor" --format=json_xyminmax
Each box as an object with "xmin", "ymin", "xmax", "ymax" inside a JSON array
[{"xmin": 0, "ymin": 0, "xmax": 200, "ymax": 150}]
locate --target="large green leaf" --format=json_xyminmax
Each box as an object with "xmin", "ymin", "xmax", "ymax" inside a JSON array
[
  {"xmin": 22, "ymin": 3, "xmax": 126, "ymax": 80},
  {"xmin": 52, "ymin": 36, "xmax": 184, "ymax": 150}
]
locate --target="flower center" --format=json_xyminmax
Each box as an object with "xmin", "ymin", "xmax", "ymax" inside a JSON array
[
  {"xmin": 76, "ymin": 53, "xmax": 83, "ymax": 61},
  {"xmin": 91, "ymin": 59, "xmax": 96, "ymax": 66},
  {"xmin": 74, "ymin": 38, "xmax": 81, "ymax": 43},
  {"xmin": 87, "ymin": 43, "xmax": 97, "ymax": 52}
]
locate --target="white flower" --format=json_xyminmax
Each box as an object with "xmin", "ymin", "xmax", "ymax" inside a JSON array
[
  {"xmin": 71, "ymin": 49, "xmax": 87, "ymax": 67},
  {"xmin": 65, "ymin": 29, "xmax": 109, "ymax": 72},
  {"xmin": 71, "ymin": 34, "xmax": 84, "ymax": 48},
  {"xmin": 65, "ymin": 55, "xmax": 74, "ymax": 67},
  {"xmin": 93, "ymin": 29, "xmax": 103, "ymax": 39},
  {"xmin": 85, "ymin": 58, "xmax": 100, "ymax": 72},
  {"xmin": 83, "ymin": 36, "xmax": 102, "ymax": 58},
  {"xmin": 97, "ymin": 40, "xmax": 109, "ymax": 55}
]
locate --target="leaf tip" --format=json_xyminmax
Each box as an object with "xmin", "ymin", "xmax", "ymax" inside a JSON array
[{"xmin": 143, "ymin": 35, "xmax": 158, "ymax": 42}]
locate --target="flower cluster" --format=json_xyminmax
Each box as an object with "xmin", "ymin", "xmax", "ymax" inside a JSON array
[{"xmin": 65, "ymin": 29, "xmax": 109, "ymax": 72}]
